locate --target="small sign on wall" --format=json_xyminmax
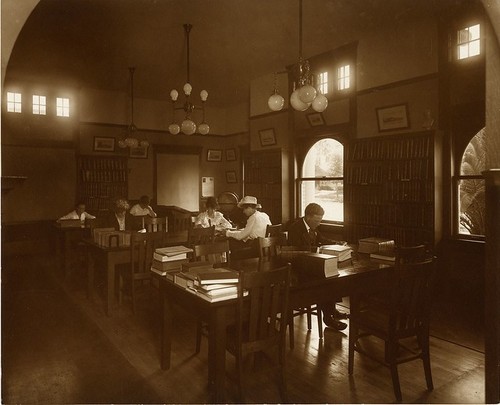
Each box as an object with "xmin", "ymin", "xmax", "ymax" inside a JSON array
[{"xmin": 201, "ymin": 176, "xmax": 214, "ymax": 197}]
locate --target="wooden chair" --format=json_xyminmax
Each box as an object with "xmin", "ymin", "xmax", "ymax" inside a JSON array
[
  {"xmin": 348, "ymin": 245, "xmax": 435, "ymax": 402},
  {"xmin": 144, "ymin": 216, "xmax": 168, "ymax": 232},
  {"xmin": 258, "ymin": 236, "xmax": 285, "ymax": 259},
  {"xmin": 266, "ymin": 223, "xmax": 283, "ymax": 236},
  {"xmin": 187, "ymin": 225, "xmax": 215, "ymax": 246},
  {"xmin": 225, "ymin": 263, "xmax": 291, "ymax": 402},
  {"xmin": 192, "ymin": 240, "xmax": 231, "ymax": 353},
  {"xmin": 119, "ymin": 232, "xmax": 164, "ymax": 313},
  {"xmin": 279, "ymin": 245, "xmax": 323, "ymax": 349}
]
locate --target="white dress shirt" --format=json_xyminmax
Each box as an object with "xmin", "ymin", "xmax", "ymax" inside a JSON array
[
  {"xmin": 58, "ymin": 210, "xmax": 95, "ymax": 222},
  {"xmin": 226, "ymin": 210, "xmax": 271, "ymax": 242}
]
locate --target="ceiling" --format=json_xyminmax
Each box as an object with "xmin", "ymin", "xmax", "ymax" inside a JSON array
[{"xmin": 5, "ymin": 0, "xmax": 477, "ymax": 108}]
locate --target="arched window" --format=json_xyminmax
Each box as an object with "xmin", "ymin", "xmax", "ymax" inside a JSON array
[
  {"xmin": 456, "ymin": 128, "xmax": 485, "ymax": 238},
  {"xmin": 299, "ymin": 138, "xmax": 344, "ymax": 222}
]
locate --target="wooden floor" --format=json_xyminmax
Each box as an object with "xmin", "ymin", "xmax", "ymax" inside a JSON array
[{"xmin": 2, "ymin": 254, "xmax": 485, "ymax": 404}]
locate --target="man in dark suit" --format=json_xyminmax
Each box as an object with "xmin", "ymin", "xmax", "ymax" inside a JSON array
[
  {"xmin": 102, "ymin": 198, "xmax": 139, "ymax": 231},
  {"xmin": 287, "ymin": 203, "xmax": 348, "ymax": 331}
]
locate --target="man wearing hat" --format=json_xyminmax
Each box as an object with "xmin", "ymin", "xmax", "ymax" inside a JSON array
[{"xmin": 226, "ymin": 196, "xmax": 271, "ymax": 258}]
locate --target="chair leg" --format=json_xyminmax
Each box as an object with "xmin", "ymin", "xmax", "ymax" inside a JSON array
[
  {"xmin": 388, "ymin": 342, "xmax": 402, "ymax": 402},
  {"xmin": 348, "ymin": 321, "xmax": 356, "ymax": 374},
  {"xmin": 278, "ymin": 345, "xmax": 288, "ymax": 402},
  {"xmin": 195, "ymin": 319, "xmax": 203, "ymax": 354},
  {"xmin": 306, "ymin": 307, "xmax": 312, "ymax": 330},
  {"xmin": 288, "ymin": 314, "xmax": 295, "ymax": 350},
  {"xmin": 418, "ymin": 330, "xmax": 434, "ymax": 391},
  {"xmin": 236, "ymin": 354, "xmax": 244, "ymax": 402}
]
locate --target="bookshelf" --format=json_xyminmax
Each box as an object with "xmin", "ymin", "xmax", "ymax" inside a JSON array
[
  {"xmin": 345, "ymin": 131, "xmax": 442, "ymax": 247},
  {"xmin": 243, "ymin": 149, "xmax": 289, "ymax": 225},
  {"xmin": 76, "ymin": 155, "xmax": 128, "ymax": 214}
]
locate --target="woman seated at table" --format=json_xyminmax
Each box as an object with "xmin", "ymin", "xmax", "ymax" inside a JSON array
[
  {"xmin": 102, "ymin": 198, "xmax": 139, "ymax": 231},
  {"xmin": 194, "ymin": 197, "xmax": 232, "ymax": 234},
  {"xmin": 58, "ymin": 202, "xmax": 96, "ymax": 224}
]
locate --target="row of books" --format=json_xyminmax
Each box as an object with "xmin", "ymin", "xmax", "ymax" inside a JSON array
[
  {"xmin": 78, "ymin": 157, "xmax": 127, "ymax": 171},
  {"xmin": 80, "ymin": 169, "xmax": 127, "ymax": 183},
  {"xmin": 349, "ymin": 135, "xmax": 431, "ymax": 161}
]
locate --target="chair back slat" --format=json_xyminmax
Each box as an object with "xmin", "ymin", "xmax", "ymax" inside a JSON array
[
  {"xmin": 188, "ymin": 226, "xmax": 215, "ymax": 246},
  {"xmin": 258, "ymin": 236, "xmax": 286, "ymax": 259},
  {"xmin": 130, "ymin": 232, "xmax": 164, "ymax": 276},
  {"xmin": 192, "ymin": 240, "xmax": 230, "ymax": 265},
  {"xmin": 144, "ymin": 216, "xmax": 168, "ymax": 233}
]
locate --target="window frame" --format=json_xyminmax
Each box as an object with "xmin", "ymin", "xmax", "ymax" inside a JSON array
[{"xmin": 6, "ymin": 91, "xmax": 22, "ymax": 113}]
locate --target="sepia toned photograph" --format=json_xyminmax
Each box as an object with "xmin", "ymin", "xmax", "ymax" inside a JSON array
[{"xmin": 2, "ymin": 1, "xmax": 498, "ymax": 404}]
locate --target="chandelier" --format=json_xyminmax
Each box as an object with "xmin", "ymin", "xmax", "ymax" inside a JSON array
[
  {"xmin": 118, "ymin": 67, "xmax": 149, "ymax": 148},
  {"xmin": 168, "ymin": 24, "xmax": 209, "ymax": 135},
  {"xmin": 268, "ymin": 0, "xmax": 328, "ymax": 113}
]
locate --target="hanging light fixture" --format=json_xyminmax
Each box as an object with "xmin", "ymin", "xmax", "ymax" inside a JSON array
[
  {"xmin": 168, "ymin": 24, "xmax": 209, "ymax": 135},
  {"xmin": 118, "ymin": 67, "xmax": 149, "ymax": 149},
  {"xmin": 268, "ymin": 0, "xmax": 328, "ymax": 113}
]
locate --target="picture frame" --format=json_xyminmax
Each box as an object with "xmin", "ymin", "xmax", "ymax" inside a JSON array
[
  {"xmin": 93, "ymin": 136, "xmax": 115, "ymax": 152},
  {"xmin": 225, "ymin": 148, "xmax": 236, "ymax": 161},
  {"xmin": 306, "ymin": 112, "xmax": 325, "ymax": 127},
  {"xmin": 226, "ymin": 170, "xmax": 237, "ymax": 183},
  {"xmin": 376, "ymin": 103, "xmax": 410, "ymax": 132},
  {"xmin": 207, "ymin": 149, "xmax": 223, "ymax": 162},
  {"xmin": 129, "ymin": 145, "xmax": 148, "ymax": 159},
  {"xmin": 259, "ymin": 128, "xmax": 277, "ymax": 147}
]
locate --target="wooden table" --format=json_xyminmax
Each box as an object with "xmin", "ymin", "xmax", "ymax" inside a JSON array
[
  {"xmin": 84, "ymin": 230, "xmax": 188, "ymax": 316},
  {"xmin": 158, "ymin": 255, "xmax": 393, "ymax": 402}
]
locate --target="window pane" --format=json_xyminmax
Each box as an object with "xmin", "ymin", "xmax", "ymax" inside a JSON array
[
  {"xmin": 301, "ymin": 179, "xmax": 344, "ymax": 222},
  {"xmin": 469, "ymin": 24, "xmax": 480, "ymax": 40},
  {"xmin": 469, "ymin": 40, "xmax": 480, "ymax": 57},
  {"xmin": 460, "ymin": 128, "xmax": 485, "ymax": 175},
  {"xmin": 458, "ymin": 178, "xmax": 485, "ymax": 236},
  {"xmin": 303, "ymin": 138, "xmax": 343, "ymax": 177}
]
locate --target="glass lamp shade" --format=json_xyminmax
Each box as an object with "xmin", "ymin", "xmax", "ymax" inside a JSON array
[
  {"xmin": 170, "ymin": 89, "xmax": 179, "ymax": 101},
  {"xmin": 168, "ymin": 123, "xmax": 181, "ymax": 135},
  {"xmin": 311, "ymin": 93, "xmax": 328, "ymax": 112},
  {"xmin": 183, "ymin": 83, "xmax": 192, "ymax": 96},
  {"xmin": 181, "ymin": 119, "xmax": 197, "ymax": 135},
  {"xmin": 198, "ymin": 122, "xmax": 210, "ymax": 135},
  {"xmin": 125, "ymin": 137, "xmax": 139, "ymax": 148},
  {"xmin": 268, "ymin": 93, "xmax": 285, "ymax": 111},
  {"xmin": 118, "ymin": 139, "xmax": 127, "ymax": 148},
  {"xmin": 200, "ymin": 90, "xmax": 208, "ymax": 101},
  {"xmin": 290, "ymin": 89, "xmax": 310, "ymax": 111},
  {"xmin": 139, "ymin": 140, "xmax": 150, "ymax": 147},
  {"xmin": 298, "ymin": 85, "xmax": 317, "ymax": 104}
]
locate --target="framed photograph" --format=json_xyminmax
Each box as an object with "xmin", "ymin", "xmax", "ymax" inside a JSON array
[
  {"xmin": 306, "ymin": 112, "xmax": 325, "ymax": 127},
  {"xmin": 129, "ymin": 145, "xmax": 148, "ymax": 159},
  {"xmin": 376, "ymin": 103, "xmax": 410, "ymax": 132},
  {"xmin": 207, "ymin": 149, "xmax": 223, "ymax": 162},
  {"xmin": 259, "ymin": 128, "xmax": 277, "ymax": 147},
  {"xmin": 226, "ymin": 148, "xmax": 236, "ymax": 161},
  {"xmin": 226, "ymin": 170, "xmax": 237, "ymax": 183},
  {"xmin": 93, "ymin": 136, "xmax": 115, "ymax": 152}
]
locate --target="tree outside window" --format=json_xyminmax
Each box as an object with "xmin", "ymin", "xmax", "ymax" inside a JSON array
[{"xmin": 300, "ymin": 138, "xmax": 344, "ymax": 222}]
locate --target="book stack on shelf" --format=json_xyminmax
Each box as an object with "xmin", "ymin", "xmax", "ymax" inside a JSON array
[{"xmin": 319, "ymin": 244, "xmax": 353, "ymax": 267}]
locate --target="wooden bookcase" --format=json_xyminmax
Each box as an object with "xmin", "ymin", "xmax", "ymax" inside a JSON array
[
  {"xmin": 345, "ymin": 130, "xmax": 442, "ymax": 247},
  {"xmin": 76, "ymin": 155, "xmax": 128, "ymax": 215},
  {"xmin": 243, "ymin": 149, "xmax": 289, "ymax": 225}
]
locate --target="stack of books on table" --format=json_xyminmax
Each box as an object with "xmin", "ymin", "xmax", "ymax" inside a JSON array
[
  {"xmin": 319, "ymin": 244, "xmax": 353, "ymax": 267},
  {"xmin": 369, "ymin": 250, "xmax": 396, "ymax": 263},
  {"xmin": 153, "ymin": 245, "xmax": 193, "ymax": 262},
  {"xmin": 357, "ymin": 237, "xmax": 395, "ymax": 254},
  {"xmin": 150, "ymin": 245, "xmax": 193, "ymax": 279}
]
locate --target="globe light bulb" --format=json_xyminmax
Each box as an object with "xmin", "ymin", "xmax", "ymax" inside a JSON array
[
  {"xmin": 311, "ymin": 93, "xmax": 328, "ymax": 113},
  {"xmin": 200, "ymin": 90, "xmax": 208, "ymax": 101},
  {"xmin": 268, "ymin": 93, "xmax": 285, "ymax": 111},
  {"xmin": 139, "ymin": 140, "xmax": 150, "ymax": 147},
  {"xmin": 298, "ymin": 85, "xmax": 317, "ymax": 104},
  {"xmin": 290, "ymin": 89, "xmax": 310, "ymax": 111},
  {"xmin": 170, "ymin": 89, "xmax": 179, "ymax": 101},
  {"xmin": 168, "ymin": 123, "xmax": 180, "ymax": 135},
  {"xmin": 198, "ymin": 123, "xmax": 210, "ymax": 135},
  {"xmin": 183, "ymin": 83, "xmax": 192, "ymax": 96},
  {"xmin": 181, "ymin": 119, "xmax": 196, "ymax": 135},
  {"xmin": 118, "ymin": 139, "xmax": 127, "ymax": 148}
]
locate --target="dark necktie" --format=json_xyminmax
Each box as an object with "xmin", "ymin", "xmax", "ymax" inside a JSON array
[{"xmin": 308, "ymin": 228, "xmax": 316, "ymax": 245}]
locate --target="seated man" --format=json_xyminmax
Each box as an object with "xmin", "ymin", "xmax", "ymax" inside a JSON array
[
  {"xmin": 130, "ymin": 195, "xmax": 157, "ymax": 217},
  {"xmin": 58, "ymin": 202, "xmax": 96, "ymax": 225},
  {"xmin": 225, "ymin": 196, "xmax": 271, "ymax": 258},
  {"xmin": 287, "ymin": 202, "xmax": 348, "ymax": 331}
]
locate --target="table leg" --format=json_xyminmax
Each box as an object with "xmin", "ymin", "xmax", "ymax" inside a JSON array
[
  {"xmin": 208, "ymin": 308, "xmax": 227, "ymax": 402},
  {"xmin": 87, "ymin": 249, "xmax": 95, "ymax": 299},
  {"xmin": 106, "ymin": 258, "xmax": 116, "ymax": 316},
  {"xmin": 160, "ymin": 284, "xmax": 173, "ymax": 370}
]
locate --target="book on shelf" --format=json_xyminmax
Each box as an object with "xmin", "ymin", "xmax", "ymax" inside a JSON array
[
  {"xmin": 195, "ymin": 268, "xmax": 239, "ymax": 285},
  {"xmin": 319, "ymin": 244, "xmax": 353, "ymax": 262},
  {"xmin": 370, "ymin": 250, "xmax": 396, "ymax": 262},
  {"xmin": 151, "ymin": 258, "xmax": 189, "ymax": 272},
  {"xmin": 296, "ymin": 253, "xmax": 338, "ymax": 280},
  {"xmin": 357, "ymin": 237, "xmax": 395, "ymax": 254},
  {"xmin": 153, "ymin": 245, "xmax": 193, "ymax": 262}
]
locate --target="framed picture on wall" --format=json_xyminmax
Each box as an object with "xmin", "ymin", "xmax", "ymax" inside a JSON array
[
  {"xmin": 129, "ymin": 145, "xmax": 148, "ymax": 159},
  {"xmin": 226, "ymin": 171, "xmax": 237, "ymax": 183},
  {"xmin": 376, "ymin": 103, "xmax": 410, "ymax": 132},
  {"xmin": 259, "ymin": 128, "xmax": 276, "ymax": 147},
  {"xmin": 226, "ymin": 148, "xmax": 236, "ymax": 161},
  {"xmin": 207, "ymin": 149, "xmax": 223, "ymax": 162},
  {"xmin": 93, "ymin": 136, "xmax": 115, "ymax": 152},
  {"xmin": 306, "ymin": 112, "xmax": 325, "ymax": 127}
]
